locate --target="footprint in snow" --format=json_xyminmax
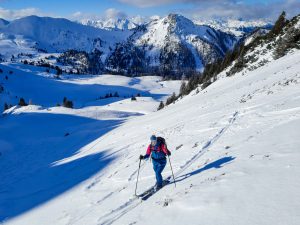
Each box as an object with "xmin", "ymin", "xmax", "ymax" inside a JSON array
[
  {"xmin": 157, "ymin": 198, "xmax": 173, "ymax": 207},
  {"xmin": 192, "ymin": 142, "xmax": 198, "ymax": 148},
  {"xmin": 128, "ymin": 222, "xmax": 137, "ymax": 225}
]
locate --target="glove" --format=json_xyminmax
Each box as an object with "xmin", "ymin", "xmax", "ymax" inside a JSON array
[
  {"xmin": 167, "ymin": 150, "xmax": 171, "ymax": 156},
  {"xmin": 139, "ymin": 155, "xmax": 144, "ymax": 160}
]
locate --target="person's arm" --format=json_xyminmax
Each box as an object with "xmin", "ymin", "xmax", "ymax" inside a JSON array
[
  {"xmin": 162, "ymin": 144, "xmax": 171, "ymax": 156},
  {"xmin": 144, "ymin": 145, "xmax": 151, "ymax": 159},
  {"xmin": 140, "ymin": 145, "xmax": 151, "ymax": 160}
]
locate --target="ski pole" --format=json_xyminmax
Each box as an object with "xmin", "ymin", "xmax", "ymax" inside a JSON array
[
  {"xmin": 135, "ymin": 158, "xmax": 142, "ymax": 196},
  {"xmin": 167, "ymin": 155, "xmax": 176, "ymax": 188}
]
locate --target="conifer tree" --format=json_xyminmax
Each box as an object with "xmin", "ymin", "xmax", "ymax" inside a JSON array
[
  {"xmin": 4, "ymin": 103, "xmax": 9, "ymax": 111},
  {"xmin": 157, "ymin": 101, "xmax": 165, "ymax": 110},
  {"xmin": 19, "ymin": 98, "xmax": 27, "ymax": 106},
  {"xmin": 270, "ymin": 11, "xmax": 287, "ymax": 37}
]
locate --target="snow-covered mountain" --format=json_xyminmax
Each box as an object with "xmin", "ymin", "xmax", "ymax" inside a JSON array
[
  {"xmin": 0, "ymin": 16, "xmax": 131, "ymax": 58},
  {"xmin": 0, "ymin": 14, "xmax": 275, "ymax": 77},
  {"xmin": 81, "ymin": 18, "xmax": 139, "ymax": 30},
  {"xmin": 0, "ymin": 14, "xmax": 239, "ymax": 77},
  {"xmin": 194, "ymin": 18, "xmax": 273, "ymax": 37},
  {"xmin": 172, "ymin": 12, "xmax": 299, "ymax": 102},
  {"xmin": 106, "ymin": 14, "xmax": 237, "ymax": 76},
  {"xmin": 0, "ymin": 19, "xmax": 9, "ymax": 28},
  {"xmin": 0, "ymin": 25, "xmax": 299, "ymax": 225},
  {"xmin": 81, "ymin": 17, "xmax": 272, "ymax": 36}
]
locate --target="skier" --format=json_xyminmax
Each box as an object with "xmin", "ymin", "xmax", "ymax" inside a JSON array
[{"xmin": 140, "ymin": 135, "xmax": 171, "ymax": 190}]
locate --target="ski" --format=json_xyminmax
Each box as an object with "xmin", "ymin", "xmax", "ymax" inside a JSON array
[{"xmin": 137, "ymin": 179, "xmax": 171, "ymax": 201}]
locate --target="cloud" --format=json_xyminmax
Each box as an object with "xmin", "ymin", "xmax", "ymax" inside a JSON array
[
  {"xmin": 0, "ymin": 7, "xmax": 47, "ymax": 20},
  {"xmin": 104, "ymin": 8, "xmax": 128, "ymax": 19},
  {"xmin": 118, "ymin": 0, "xmax": 225, "ymax": 8},
  {"xmin": 119, "ymin": 0, "xmax": 174, "ymax": 7},
  {"xmin": 70, "ymin": 8, "xmax": 128, "ymax": 21},
  {"xmin": 118, "ymin": 0, "xmax": 300, "ymax": 20},
  {"xmin": 131, "ymin": 15, "xmax": 148, "ymax": 24},
  {"xmin": 72, "ymin": 11, "xmax": 83, "ymax": 18},
  {"xmin": 69, "ymin": 11, "xmax": 98, "ymax": 20},
  {"xmin": 149, "ymin": 15, "xmax": 161, "ymax": 20},
  {"xmin": 185, "ymin": 0, "xmax": 300, "ymax": 20}
]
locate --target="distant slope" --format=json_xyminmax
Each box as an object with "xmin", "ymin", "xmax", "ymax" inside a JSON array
[
  {"xmin": 0, "ymin": 16, "xmax": 131, "ymax": 56},
  {"xmin": 81, "ymin": 18, "xmax": 138, "ymax": 30},
  {"xmin": 0, "ymin": 63, "xmax": 181, "ymax": 112},
  {"xmin": 173, "ymin": 12, "xmax": 300, "ymax": 100},
  {"xmin": 194, "ymin": 18, "xmax": 273, "ymax": 37},
  {"xmin": 0, "ymin": 18, "xmax": 9, "ymax": 28},
  {"xmin": 106, "ymin": 14, "xmax": 237, "ymax": 76},
  {"xmin": 0, "ymin": 14, "xmax": 238, "ymax": 77}
]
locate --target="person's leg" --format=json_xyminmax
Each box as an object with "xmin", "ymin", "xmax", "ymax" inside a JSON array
[
  {"xmin": 155, "ymin": 160, "xmax": 167, "ymax": 187},
  {"xmin": 153, "ymin": 160, "xmax": 160, "ymax": 186}
]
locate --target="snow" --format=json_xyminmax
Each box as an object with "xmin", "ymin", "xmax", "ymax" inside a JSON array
[
  {"xmin": 0, "ymin": 16, "xmax": 132, "ymax": 60},
  {"xmin": 295, "ymin": 16, "xmax": 300, "ymax": 28},
  {"xmin": 132, "ymin": 14, "xmax": 236, "ymax": 70},
  {"xmin": 0, "ymin": 63, "xmax": 180, "ymax": 113},
  {"xmin": 0, "ymin": 18, "xmax": 9, "ymax": 28},
  {"xmin": 81, "ymin": 18, "xmax": 138, "ymax": 31},
  {"xmin": 195, "ymin": 19, "xmax": 272, "ymax": 37},
  {"xmin": 0, "ymin": 14, "xmax": 237, "ymax": 72},
  {"xmin": 1, "ymin": 41, "xmax": 300, "ymax": 225},
  {"xmin": 0, "ymin": 33, "xmax": 37, "ymax": 58}
]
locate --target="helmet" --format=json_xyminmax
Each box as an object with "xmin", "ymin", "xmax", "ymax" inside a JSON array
[
  {"xmin": 150, "ymin": 135, "xmax": 157, "ymax": 146},
  {"xmin": 150, "ymin": 135, "xmax": 157, "ymax": 141}
]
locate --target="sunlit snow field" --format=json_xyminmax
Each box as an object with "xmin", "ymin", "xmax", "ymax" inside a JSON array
[{"xmin": 0, "ymin": 51, "xmax": 300, "ymax": 225}]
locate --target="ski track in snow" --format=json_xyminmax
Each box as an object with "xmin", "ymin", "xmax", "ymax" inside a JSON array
[
  {"xmin": 98, "ymin": 198, "xmax": 141, "ymax": 225},
  {"xmin": 67, "ymin": 150, "xmax": 147, "ymax": 225},
  {"xmin": 175, "ymin": 111, "xmax": 238, "ymax": 177},
  {"xmin": 127, "ymin": 161, "xmax": 147, "ymax": 182},
  {"xmin": 96, "ymin": 111, "xmax": 239, "ymax": 225},
  {"xmin": 1, "ymin": 50, "xmax": 300, "ymax": 224}
]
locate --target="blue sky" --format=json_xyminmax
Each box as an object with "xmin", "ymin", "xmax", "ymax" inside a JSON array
[{"xmin": 0, "ymin": 0, "xmax": 299, "ymax": 21}]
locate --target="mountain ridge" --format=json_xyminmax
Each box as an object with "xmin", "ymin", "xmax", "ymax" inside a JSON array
[{"xmin": 0, "ymin": 14, "xmax": 272, "ymax": 77}]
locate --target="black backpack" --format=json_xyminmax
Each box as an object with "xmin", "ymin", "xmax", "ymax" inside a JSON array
[
  {"xmin": 157, "ymin": 136, "xmax": 167, "ymax": 148},
  {"xmin": 154, "ymin": 137, "xmax": 171, "ymax": 157}
]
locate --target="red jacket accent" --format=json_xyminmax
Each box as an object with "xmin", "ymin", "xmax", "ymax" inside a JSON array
[{"xmin": 146, "ymin": 143, "xmax": 168, "ymax": 156}]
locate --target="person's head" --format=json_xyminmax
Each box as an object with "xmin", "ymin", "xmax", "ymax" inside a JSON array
[{"xmin": 150, "ymin": 135, "xmax": 157, "ymax": 146}]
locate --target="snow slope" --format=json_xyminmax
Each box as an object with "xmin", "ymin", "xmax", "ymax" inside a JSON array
[
  {"xmin": 0, "ymin": 63, "xmax": 180, "ymax": 113},
  {"xmin": 81, "ymin": 18, "xmax": 138, "ymax": 31},
  {"xmin": 131, "ymin": 14, "xmax": 237, "ymax": 69},
  {"xmin": 0, "ymin": 19, "xmax": 9, "ymax": 28},
  {"xmin": 1, "ymin": 43, "xmax": 299, "ymax": 225},
  {"xmin": 0, "ymin": 16, "xmax": 131, "ymax": 58},
  {"xmin": 194, "ymin": 19, "xmax": 272, "ymax": 37},
  {"xmin": 0, "ymin": 14, "xmax": 238, "ymax": 76}
]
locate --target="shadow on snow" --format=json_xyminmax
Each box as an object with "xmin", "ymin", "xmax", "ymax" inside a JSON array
[
  {"xmin": 0, "ymin": 112, "xmax": 123, "ymax": 222},
  {"xmin": 174, "ymin": 156, "xmax": 235, "ymax": 183},
  {"xmin": 0, "ymin": 64, "xmax": 167, "ymax": 110}
]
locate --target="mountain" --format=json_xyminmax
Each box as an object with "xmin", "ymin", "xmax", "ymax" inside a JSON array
[
  {"xmin": 105, "ymin": 14, "xmax": 238, "ymax": 77},
  {"xmin": 0, "ymin": 14, "xmax": 276, "ymax": 78},
  {"xmin": 0, "ymin": 18, "xmax": 9, "ymax": 28},
  {"xmin": 0, "ymin": 14, "xmax": 238, "ymax": 77},
  {"xmin": 194, "ymin": 18, "xmax": 273, "ymax": 37},
  {"xmin": 81, "ymin": 18, "xmax": 138, "ymax": 30},
  {"xmin": 168, "ymin": 12, "xmax": 300, "ymax": 103},
  {"xmin": 226, "ymin": 13, "xmax": 300, "ymax": 76},
  {"xmin": 0, "ymin": 15, "xmax": 131, "ymax": 56}
]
